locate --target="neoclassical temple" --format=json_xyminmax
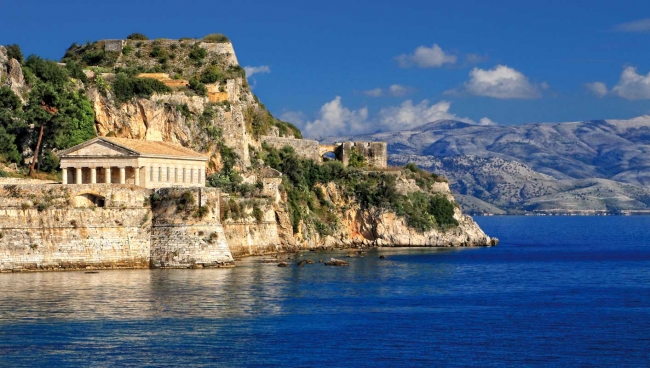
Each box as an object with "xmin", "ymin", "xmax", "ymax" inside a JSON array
[{"xmin": 58, "ymin": 137, "xmax": 208, "ymax": 188}]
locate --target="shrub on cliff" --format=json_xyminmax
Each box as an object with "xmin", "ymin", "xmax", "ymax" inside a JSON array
[
  {"xmin": 112, "ymin": 73, "xmax": 172, "ymax": 103},
  {"xmin": 189, "ymin": 44, "xmax": 207, "ymax": 61},
  {"xmin": 347, "ymin": 148, "xmax": 367, "ymax": 168},
  {"xmin": 200, "ymin": 66, "xmax": 223, "ymax": 84},
  {"xmin": 261, "ymin": 144, "xmax": 458, "ymax": 234},
  {"xmin": 5, "ymin": 44, "xmax": 24, "ymax": 64},
  {"xmin": 202, "ymin": 33, "xmax": 230, "ymax": 43},
  {"xmin": 64, "ymin": 61, "xmax": 88, "ymax": 82},
  {"xmin": 404, "ymin": 162, "xmax": 447, "ymax": 189},
  {"xmin": 188, "ymin": 78, "xmax": 207, "ymax": 96},
  {"xmin": 127, "ymin": 33, "xmax": 149, "ymax": 40}
]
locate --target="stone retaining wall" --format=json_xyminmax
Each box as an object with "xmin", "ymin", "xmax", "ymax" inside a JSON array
[
  {"xmin": 0, "ymin": 205, "xmax": 151, "ymax": 272},
  {"xmin": 0, "ymin": 184, "xmax": 234, "ymax": 272},
  {"xmin": 150, "ymin": 187, "xmax": 233, "ymax": 267}
]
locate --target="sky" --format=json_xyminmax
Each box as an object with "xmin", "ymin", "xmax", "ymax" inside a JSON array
[{"xmin": 1, "ymin": 0, "xmax": 650, "ymax": 137}]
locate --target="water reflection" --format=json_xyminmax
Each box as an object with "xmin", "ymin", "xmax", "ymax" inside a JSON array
[{"xmin": 0, "ymin": 248, "xmax": 461, "ymax": 323}]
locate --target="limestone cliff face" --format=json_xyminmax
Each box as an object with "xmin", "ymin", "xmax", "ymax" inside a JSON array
[
  {"xmin": 315, "ymin": 180, "xmax": 495, "ymax": 248},
  {"xmin": 0, "ymin": 45, "xmax": 26, "ymax": 100},
  {"xmin": 223, "ymin": 176, "xmax": 496, "ymax": 258},
  {"xmin": 337, "ymin": 207, "xmax": 493, "ymax": 247},
  {"xmin": 88, "ymin": 76, "xmax": 258, "ymax": 172}
]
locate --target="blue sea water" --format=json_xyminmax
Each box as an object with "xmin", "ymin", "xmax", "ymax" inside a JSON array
[{"xmin": 0, "ymin": 216, "xmax": 649, "ymax": 367}]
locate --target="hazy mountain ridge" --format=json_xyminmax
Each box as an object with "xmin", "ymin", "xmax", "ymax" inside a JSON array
[{"xmin": 327, "ymin": 116, "xmax": 650, "ymax": 214}]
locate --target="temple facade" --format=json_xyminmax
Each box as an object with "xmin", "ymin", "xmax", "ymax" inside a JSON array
[{"xmin": 58, "ymin": 137, "xmax": 208, "ymax": 188}]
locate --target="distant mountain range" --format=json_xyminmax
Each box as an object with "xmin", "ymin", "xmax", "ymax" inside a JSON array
[{"xmin": 325, "ymin": 116, "xmax": 650, "ymax": 214}]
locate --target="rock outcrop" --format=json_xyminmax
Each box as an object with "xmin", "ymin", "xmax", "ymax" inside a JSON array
[
  {"xmin": 319, "ymin": 180, "xmax": 495, "ymax": 248},
  {"xmin": 0, "ymin": 45, "xmax": 25, "ymax": 100},
  {"xmin": 88, "ymin": 77, "xmax": 257, "ymax": 171}
]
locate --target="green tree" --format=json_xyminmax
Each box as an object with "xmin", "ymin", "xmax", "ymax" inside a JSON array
[
  {"xmin": 23, "ymin": 82, "xmax": 59, "ymax": 175},
  {"xmin": 0, "ymin": 87, "xmax": 24, "ymax": 163},
  {"xmin": 49, "ymin": 90, "xmax": 96, "ymax": 149},
  {"xmin": 24, "ymin": 55, "xmax": 69, "ymax": 88},
  {"xmin": 21, "ymin": 57, "xmax": 97, "ymax": 174}
]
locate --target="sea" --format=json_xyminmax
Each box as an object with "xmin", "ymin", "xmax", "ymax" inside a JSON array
[{"xmin": 0, "ymin": 216, "xmax": 649, "ymax": 367}]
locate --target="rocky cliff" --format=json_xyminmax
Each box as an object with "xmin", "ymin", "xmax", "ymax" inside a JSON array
[
  {"xmin": 0, "ymin": 46, "xmax": 25, "ymax": 100},
  {"xmin": 314, "ymin": 180, "xmax": 494, "ymax": 248}
]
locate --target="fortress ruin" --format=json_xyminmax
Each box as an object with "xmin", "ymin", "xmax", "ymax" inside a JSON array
[{"xmin": 261, "ymin": 136, "xmax": 388, "ymax": 168}]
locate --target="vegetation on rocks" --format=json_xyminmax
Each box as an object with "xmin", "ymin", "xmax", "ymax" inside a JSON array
[
  {"xmin": 112, "ymin": 72, "xmax": 172, "ymax": 103},
  {"xmin": 0, "ymin": 54, "xmax": 95, "ymax": 174},
  {"xmin": 244, "ymin": 105, "xmax": 302, "ymax": 139},
  {"xmin": 202, "ymin": 33, "xmax": 230, "ymax": 43},
  {"xmin": 261, "ymin": 144, "xmax": 458, "ymax": 235},
  {"xmin": 5, "ymin": 44, "xmax": 24, "ymax": 64}
]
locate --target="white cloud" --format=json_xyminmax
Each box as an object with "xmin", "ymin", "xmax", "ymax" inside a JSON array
[
  {"xmin": 388, "ymin": 84, "xmax": 408, "ymax": 97},
  {"xmin": 465, "ymin": 53, "xmax": 488, "ymax": 65},
  {"xmin": 585, "ymin": 82, "xmax": 608, "ymax": 97},
  {"xmin": 284, "ymin": 98, "xmax": 497, "ymax": 138},
  {"xmin": 362, "ymin": 88, "xmax": 384, "ymax": 97},
  {"xmin": 396, "ymin": 44, "xmax": 457, "ymax": 68},
  {"xmin": 363, "ymin": 84, "xmax": 411, "ymax": 97},
  {"xmin": 243, "ymin": 65, "xmax": 270, "ymax": 78},
  {"xmin": 612, "ymin": 66, "xmax": 650, "ymax": 100},
  {"xmin": 301, "ymin": 97, "xmax": 369, "ymax": 137},
  {"xmin": 614, "ymin": 18, "xmax": 650, "ymax": 33},
  {"xmin": 462, "ymin": 65, "xmax": 543, "ymax": 99},
  {"xmin": 278, "ymin": 110, "xmax": 307, "ymax": 126},
  {"xmin": 478, "ymin": 117, "xmax": 498, "ymax": 126},
  {"xmin": 376, "ymin": 100, "xmax": 473, "ymax": 130}
]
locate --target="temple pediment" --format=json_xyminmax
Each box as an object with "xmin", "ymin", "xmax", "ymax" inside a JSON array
[{"xmin": 61, "ymin": 139, "xmax": 136, "ymax": 157}]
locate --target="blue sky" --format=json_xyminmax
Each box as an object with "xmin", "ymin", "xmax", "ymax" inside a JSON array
[{"xmin": 2, "ymin": 0, "xmax": 649, "ymax": 137}]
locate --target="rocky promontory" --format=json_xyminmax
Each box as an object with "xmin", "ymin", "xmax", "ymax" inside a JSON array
[{"xmin": 0, "ymin": 34, "xmax": 495, "ymax": 271}]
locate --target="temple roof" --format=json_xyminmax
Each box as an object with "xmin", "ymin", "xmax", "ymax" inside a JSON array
[{"xmin": 58, "ymin": 137, "xmax": 208, "ymax": 160}]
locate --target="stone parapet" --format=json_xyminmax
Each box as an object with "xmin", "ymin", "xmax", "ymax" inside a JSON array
[{"xmin": 261, "ymin": 136, "xmax": 321, "ymax": 162}]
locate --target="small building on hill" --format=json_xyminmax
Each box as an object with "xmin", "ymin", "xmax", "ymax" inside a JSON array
[{"xmin": 58, "ymin": 137, "xmax": 208, "ymax": 188}]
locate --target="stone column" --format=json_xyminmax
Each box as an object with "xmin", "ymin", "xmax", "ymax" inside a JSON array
[
  {"xmin": 62, "ymin": 168, "xmax": 68, "ymax": 185},
  {"xmin": 76, "ymin": 168, "xmax": 82, "ymax": 184},
  {"xmin": 119, "ymin": 167, "xmax": 126, "ymax": 184},
  {"xmin": 105, "ymin": 167, "xmax": 111, "ymax": 184},
  {"xmin": 198, "ymin": 168, "xmax": 203, "ymax": 185},
  {"xmin": 90, "ymin": 167, "xmax": 97, "ymax": 184},
  {"xmin": 135, "ymin": 167, "xmax": 140, "ymax": 186}
]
